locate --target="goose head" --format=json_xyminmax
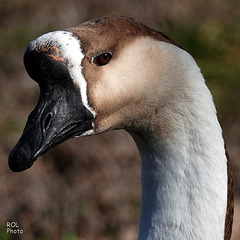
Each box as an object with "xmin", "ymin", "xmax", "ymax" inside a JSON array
[
  {"xmin": 9, "ymin": 16, "xmax": 178, "ymax": 171},
  {"xmin": 8, "ymin": 16, "xmax": 233, "ymax": 240}
]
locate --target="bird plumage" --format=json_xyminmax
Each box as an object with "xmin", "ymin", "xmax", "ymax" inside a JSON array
[{"xmin": 9, "ymin": 16, "xmax": 233, "ymax": 240}]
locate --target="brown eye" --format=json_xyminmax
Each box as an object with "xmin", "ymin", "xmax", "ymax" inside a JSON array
[{"xmin": 92, "ymin": 52, "xmax": 112, "ymax": 66}]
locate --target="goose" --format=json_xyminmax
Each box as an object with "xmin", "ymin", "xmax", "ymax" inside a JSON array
[{"xmin": 9, "ymin": 16, "xmax": 233, "ymax": 240}]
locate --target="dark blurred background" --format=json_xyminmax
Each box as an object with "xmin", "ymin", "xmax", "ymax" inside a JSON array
[{"xmin": 0, "ymin": 0, "xmax": 239, "ymax": 239}]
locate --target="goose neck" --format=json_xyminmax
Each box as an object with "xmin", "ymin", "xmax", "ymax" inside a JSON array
[{"xmin": 129, "ymin": 107, "xmax": 227, "ymax": 240}]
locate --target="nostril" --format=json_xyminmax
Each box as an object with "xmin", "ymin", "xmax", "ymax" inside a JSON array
[{"xmin": 43, "ymin": 112, "xmax": 53, "ymax": 132}]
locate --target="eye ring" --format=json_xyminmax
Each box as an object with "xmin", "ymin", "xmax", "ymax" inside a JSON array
[{"xmin": 91, "ymin": 51, "xmax": 112, "ymax": 66}]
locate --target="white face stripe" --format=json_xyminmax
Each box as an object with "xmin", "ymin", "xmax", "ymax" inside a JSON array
[{"xmin": 30, "ymin": 31, "xmax": 96, "ymax": 122}]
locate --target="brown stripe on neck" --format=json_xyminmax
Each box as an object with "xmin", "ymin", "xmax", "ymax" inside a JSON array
[
  {"xmin": 224, "ymin": 146, "xmax": 234, "ymax": 240},
  {"xmin": 68, "ymin": 16, "xmax": 180, "ymax": 58},
  {"xmin": 82, "ymin": 16, "xmax": 179, "ymax": 46}
]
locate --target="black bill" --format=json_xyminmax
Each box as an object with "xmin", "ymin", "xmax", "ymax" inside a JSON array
[{"xmin": 9, "ymin": 42, "xmax": 94, "ymax": 172}]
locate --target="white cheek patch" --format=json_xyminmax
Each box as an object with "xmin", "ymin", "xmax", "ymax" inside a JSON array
[{"xmin": 30, "ymin": 31, "xmax": 96, "ymax": 133}]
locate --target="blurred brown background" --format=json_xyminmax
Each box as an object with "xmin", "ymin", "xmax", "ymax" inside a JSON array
[{"xmin": 0, "ymin": 0, "xmax": 239, "ymax": 239}]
